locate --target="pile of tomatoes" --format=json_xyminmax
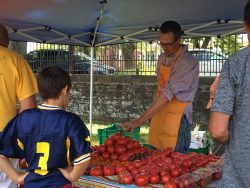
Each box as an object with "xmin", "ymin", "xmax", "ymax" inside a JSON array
[
  {"xmin": 90, "ymin": 132, "xmax": 154, "ymax": 163},
  {"xmin": 87, "ymin": 133, "xmax": 223, "ymax": 187}
]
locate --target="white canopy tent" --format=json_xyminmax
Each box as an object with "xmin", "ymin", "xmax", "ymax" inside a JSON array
[{"xmin": 0, "ymin": 0, "xmax": 248, "ymax": 133}]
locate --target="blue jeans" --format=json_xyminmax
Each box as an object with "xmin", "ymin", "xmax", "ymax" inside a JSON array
[{"xmin": 175, "ymin": 115, "xmax": 191, "ymax": 154}]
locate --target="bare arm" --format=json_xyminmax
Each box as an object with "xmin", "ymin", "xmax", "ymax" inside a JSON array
[
  {"xmin": 18, "ymin": 95, "xmax": 36, "ymax": 113},
  {"xmin": 59, "ymin": 160, "xmax": 89, "ymax": 182},
  {"xmin": 120, "ymin": 94, "xmax": 168, "ymax": 131},
  {"xmin": 0, "ymin": 155, "xmax": 28, "ymax": 184},
  {"xmin": 208, "ymin": 112, "xmax": 230, "ymax": 144}
]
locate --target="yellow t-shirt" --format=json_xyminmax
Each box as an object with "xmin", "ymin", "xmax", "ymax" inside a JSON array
[{"xmin": 0, "ymin": 46, "xmax": 38, "ymax": 131}]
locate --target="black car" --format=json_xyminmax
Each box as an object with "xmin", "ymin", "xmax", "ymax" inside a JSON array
[{"xmin": 26, "ymin": 49, "xmax": 116, "ymax": 74}]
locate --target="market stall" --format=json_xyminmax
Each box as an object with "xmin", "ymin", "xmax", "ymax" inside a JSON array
[{"xmin": 81, "ymin": 127, "xmax": 223, "ymax": 188}]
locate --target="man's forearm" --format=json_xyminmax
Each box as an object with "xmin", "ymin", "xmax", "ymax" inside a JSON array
[{"xmin": 213, "ymin": 129, "xmax": 229, "ymax": 145}]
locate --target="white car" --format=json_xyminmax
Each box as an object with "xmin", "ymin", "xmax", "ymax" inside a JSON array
[{"xmin": 189, "ymin": 48, "xmax": 227, "ymax": 76}]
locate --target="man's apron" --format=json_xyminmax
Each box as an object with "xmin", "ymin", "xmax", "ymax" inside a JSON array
[{"xmin": 148, "ymin": 48, "xmax": 187, "ymax": 150}]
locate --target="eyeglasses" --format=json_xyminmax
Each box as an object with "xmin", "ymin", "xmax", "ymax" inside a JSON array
[{"xmin": 157, "ymin": 40, "xmax": 177, "ymax": 48}]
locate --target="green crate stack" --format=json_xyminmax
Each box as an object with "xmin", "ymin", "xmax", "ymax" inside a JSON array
[{"xmin": 97, "ymin": 124, "xmax": 140, "ymax": 145}]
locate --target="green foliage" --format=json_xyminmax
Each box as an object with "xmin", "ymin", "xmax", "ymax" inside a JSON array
[{"xmin": 214, "ymin": 35, "xmax": 241, "ymax": 55}]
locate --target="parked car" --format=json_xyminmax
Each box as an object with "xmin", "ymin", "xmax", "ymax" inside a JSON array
[
  {"xmin": 188, "ymin": 48, "xmax": 227, "ymax": 76},
  {"xmin": 26, "ymin": 49, "xmax": 116, "ymax": 75}
]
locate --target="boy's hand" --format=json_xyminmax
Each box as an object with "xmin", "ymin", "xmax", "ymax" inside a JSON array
[
  {"xmin": 16, "ymin": 172, "xmax": 29, "ymax": 185},
  {"xmin": 58, "ymin": 165, "xmax": 73, "ymax": 181}
]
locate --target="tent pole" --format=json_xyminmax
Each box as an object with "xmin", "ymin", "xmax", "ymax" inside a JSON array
[
  {"xmin": 89, "ymin": 47, "xmax": 94, "ymax": 136},
  {"xmin": 89, "ymin": 0, "xmax": 107, "ymax": 136}
]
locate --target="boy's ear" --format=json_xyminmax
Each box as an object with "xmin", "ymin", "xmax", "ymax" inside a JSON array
[{"xmin": 62, "ymin": 85, "xmax": 69, "ymax": 95}]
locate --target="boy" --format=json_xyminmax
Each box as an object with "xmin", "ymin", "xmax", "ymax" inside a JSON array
[{"xmin": 0, "ymin": 66, "xmax": 91, "ymax": 188}]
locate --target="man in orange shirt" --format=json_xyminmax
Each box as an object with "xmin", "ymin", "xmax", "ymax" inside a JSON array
[{"xmin": 0, "ymin": 23, "xmax": 38, "ymax": 188}]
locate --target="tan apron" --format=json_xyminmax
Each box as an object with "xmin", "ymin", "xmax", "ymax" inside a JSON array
[{"xmin": 148, "ymin": 48, "xmax": 187, "ymax": 150}]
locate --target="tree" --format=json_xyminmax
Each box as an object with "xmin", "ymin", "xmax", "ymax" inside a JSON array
[
  {"xmin": 191, "ymin": 37, "xmax": 212, "ymax": 49},
  {"xmin": 215, "ymin": 34, "xmax": 241, "ymax": 55}
]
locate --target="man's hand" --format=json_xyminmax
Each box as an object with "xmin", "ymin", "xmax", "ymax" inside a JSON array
[{"xmin": 120, "ymin": 119, "xmax": 141, "ymax": 132}]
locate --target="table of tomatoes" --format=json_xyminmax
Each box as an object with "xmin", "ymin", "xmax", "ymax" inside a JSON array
[{"xmin": 83, "ymin": 132, "xmax": 223, "ymax": 188}]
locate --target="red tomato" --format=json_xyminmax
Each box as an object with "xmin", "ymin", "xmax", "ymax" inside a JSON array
[
  {"xmin": 181, "ymin": 167, "xmax": 190, "ymax": 174},
  {"xmin": 134, "ymin": 173, "xmax": 149, "ymax": 186},
  {"xmin": 102, "ymin": 151, "xmax": 110, "ymax": 159},
  {"xmin": 19, "ymin": 158, "xmax": 28, "ymax": 169},
  {"xmin": 149, "ymin": 174, "xmax": 160, "ymax": 184},
  {"xmin": 181, "ymin": 159, "xmax": 192, "ymax": 169},
  {"xmin": 115, "ymin": 145, "xmax": 127, "ymax": 154},
  {"xmin": 110, "ymin": 153, "xmax": 118, "ymax": 160},
  {"xmin": 133, "ymin": 160, "xmax": 143, "ymax": 168},
  {"xmin": 123, "ymin": 136, "xmax": 131, "ymax": 142},
  {"xmin": 189, "ymin": 165, "xmax": 198, "ymax": 172},
  {"xmin": 107, "ymin": 145, "xmax": 115, "ymax": 154},
  {"xmin": 119, "ymin": 171, "xmax": 133, "ymax": 184},
  {"xmin": 187, "ymin": 152, "xmax": 197, "ymax": 157},
  {"xmin": 112, "ymin": 132, "xmax": 122, "ymax": 141},
  {"xmin": 118, "ymin": 153, "xmax": 130, "ymax": 161},
  {"xmin": 195, "ymin": 159, "xmax": 204, "ymax": 168},
  {"xmin": 160, "ymin": 170, "xmax": 169, "ymax": 177},
  {"xmin": 117, "ymin": 138, "xmax": 127, "ymax": 145},
  {"xmin": 115, "ymin": 164, "xmax": 127, "ymax": 174},
  {"xmin": 104, "ymin": 138, "xmax": 114, "ymax": 146},
  {"xmin": 163, "ymin": 148, "xmax": 174, "ymax": 157},
  {"xmin": 126, "ymin": 163, "xmax": 135, "ymax": 172},
  {"xmin": 90, "ymin": 167, "xmax": 103, "ymax": 176},
  {"xmin": 164, "ymin": 181, "xmax": 178, "ymax": 188},
  {"xmin": 98, "ymin": 145, "xmax": 106, "ymax": 153},
  {"xmin": 103, "ymin": 166, "xmax": 116, "ymax": 176},
  {"xmin": 161, "ymin": 173, "xmax": 172, "ymax": 184},
  {"xmin": 127, "ymin": 142, "xmax": 136, "ymax": 150},
  {"xmin": 170, "ymin": 167, "xmax": 182, "ymax": 177},
  {"xmin": 130, "ymin": 168, "xmax": 140, "ymax": 177},
  {"xmin": 91, "ymin": 151, "xmax": 99, "ymax": 158},
  {"xmin": 163, "ymin": 157, "xmax": 173, "ymax": 164},
  {"xmin": 169, "ymin": 163, "xmax": 179, "ymax": 171}
]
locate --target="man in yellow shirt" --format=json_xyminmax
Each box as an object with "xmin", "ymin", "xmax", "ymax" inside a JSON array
[{"xmin": 0, "ymin": 24, "xmax": 38, "ymax": 188}]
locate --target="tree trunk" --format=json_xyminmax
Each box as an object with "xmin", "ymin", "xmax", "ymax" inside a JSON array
[
  {"xmin": 121, "ymin": 43, "xmax": 136, "ymax": 69},
  {"xmin": 201, "ymin": 37, "xmax": 211, "ymax": 48}
]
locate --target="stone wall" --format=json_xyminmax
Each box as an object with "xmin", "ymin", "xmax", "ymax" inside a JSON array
[{"xmin": 69, "ymin": 75, "xmax": 215, "ymax": 130}]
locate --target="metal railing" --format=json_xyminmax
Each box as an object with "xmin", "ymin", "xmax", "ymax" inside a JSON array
[{"xmin": 10, "ymin": 34, "xmax": 248, "ymax": 77}]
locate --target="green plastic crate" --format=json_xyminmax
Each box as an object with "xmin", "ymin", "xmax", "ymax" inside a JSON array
[
  {"xmin": 97, "ymin": 124, "xmax": 140, "ymax": 145},
  {"xmin": 142, "ymin": 143, "xmax": 157, "ymax": 150},
  {"xmin": 188, "ymin": 140, "xmax": 210, "ymax": 155}
]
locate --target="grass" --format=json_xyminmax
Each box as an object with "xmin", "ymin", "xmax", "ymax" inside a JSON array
[{"xmin": 85, "ymin": 123, "xmax": 149, "ymax": 146}]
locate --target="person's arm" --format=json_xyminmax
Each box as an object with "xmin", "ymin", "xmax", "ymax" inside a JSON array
[
  {"xmin": 18, "ymin": 95, "xmax": 36, "ymax": 113},
  {"xmin": 120, "ymin": 94, "xmax": 168, "ymax": 131},
  {"xmin": 59, "ymin": 116, "xmax": 91, "ymax": 182},
  {"xmin": 206, "ymin": 76, "xmax": 220, "ymax": 110},
  {"xmin": 0, "ymin": 155, "xmax": 28, "ymax": 184},
  {"xmin": 59, "ymin": 160, "xmax": 89, "ymax": 182},
  {"xmin": 208, "ymin": 112, "xmax": 230, "ymax": 144},
  {"xmin": 16, "ymin": 58, "xmax": 38, "ymax": 113}
]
